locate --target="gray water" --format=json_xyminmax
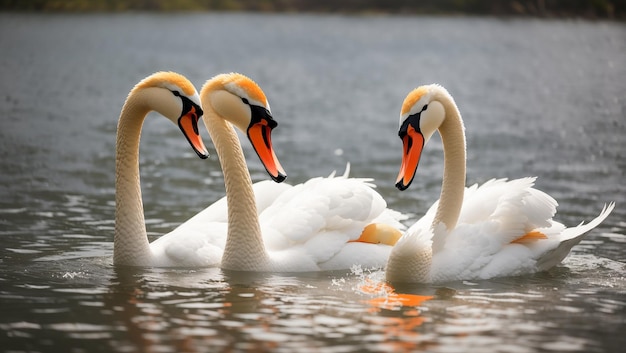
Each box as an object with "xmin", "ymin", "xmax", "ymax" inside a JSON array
[{"xmin": 1, "ymin": 12, "xmax": 625, "ymax": 353}]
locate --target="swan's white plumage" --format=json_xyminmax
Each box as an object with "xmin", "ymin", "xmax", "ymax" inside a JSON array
[
  {"xmin": 147, "ymin": 180, "xmax": 292, "ymax": 267},
  {"xmin": 146, "ymin": 169, "xmax": 406, "ymax": 270},
  {"xmin": 257, "ymin": 171, "xmax": 405, "ymax": 270},
  {"xmin": 394, "ymin": 179, "xmax": 614, "ymax": 283},
  {"xmin": 430, "ymin": 180, "xmax": 612, "ymax": 282}
]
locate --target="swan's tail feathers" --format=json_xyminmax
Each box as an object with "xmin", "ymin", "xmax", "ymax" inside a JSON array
[
  {"xmin": 342, "ymin": 162, "xmax": 351, "ymax": 178},
  {"xmin": 559, "ymin": 202, "xmax": 615, "ymax": 241},
  {"xmin": 327, "ymin": 162, "xmax": 351, "ymax": 179},
  {"xmin": 536, "ymin": 202, "xmax": 615, "ymax": 271}
]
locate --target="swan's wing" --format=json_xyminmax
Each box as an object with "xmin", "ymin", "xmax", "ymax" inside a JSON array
[
  {"xmin": 431, "ymin": 202, "xmax": 614, "ymax": 282},
  {"xmin": 182, "ymin": 179, "xmax": 292, "ymax": 225},
  {"xmin": 429, "ymin": 178, "xmax": 556, "ymax": 280},
  {"xmin": 430, "ymin": 221, "xmax": 543, "ymax": 282},
  {"xmin": 426, "ymin": 179, "xmax": 528, "ymax": 253},
  {"xmin": 481, "ymin": 203, "xmax": 613, "ymax": 276},
  {"xmin": 411, "ymin": 178, "xmax": 559, "ymax": 258},
  {"xmin": 319, "ymin": 242, "xmax": 393, "ymax": 270},
  {"xmin": 457, "ymin": 178, "xmax": 541, "ymax": 224},
  {"xmin": 453, "ymin": 178, "xmax": 557, "ymax": 244},
  {"xmin": 250, "ymin": 180, "xmax": 294, "ymax": 212},
  {"xmin": 259, "ymin": 174, "xmax": 400, "ymax": 265},
  {"xmin": 147, "ymin": 180, "xmax": 292, "ymax": 267},
  {"xmin": 150, "ymin": 221, "xmax": 228, "ymax": 267}
]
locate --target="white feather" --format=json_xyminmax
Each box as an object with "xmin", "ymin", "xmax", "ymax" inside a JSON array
[
  {"xmin": 257, "ymin": 169, "xmax": 407, "ymax": 270},
  {"xmin": 147, "ymin": 180, "xmax": 291, "ymax": 267}
]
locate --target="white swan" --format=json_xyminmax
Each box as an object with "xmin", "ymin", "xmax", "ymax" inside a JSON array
[
  {"xmin": 385, "ymin": 84, "xmax": 615, "ymax": 283},
  {"xmin": 200, "ymin": 73, "xmax": 406, "ymax": 272},
  {"xmin": 114, "ymin": 72, "xmax": 211, "ymax": 266}
]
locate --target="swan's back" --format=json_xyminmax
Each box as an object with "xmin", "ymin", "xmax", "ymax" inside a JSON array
[
  {"xmin": 428, "ymin": 178, "xmax": 614, "ymax": 282},
  {"xmin": 148, "ymin": 180, "xmax": 292, "ymax": 267},
  {"xmin": 258, "ymin": 173, "xmax": 406, "ymax": 270}
]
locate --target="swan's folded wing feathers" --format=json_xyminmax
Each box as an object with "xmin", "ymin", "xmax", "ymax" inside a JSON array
[
  {"xmin": 177, "ymin": 180, "xmax": 290, "ymax": 228},
  {"xmin": 437, "ymin": 203, "xmax": 614, "ymax": 280},
  {"xmin": 320, "ymin": 242, "xmax": 392, "ymax": 270},
  {"xmin": 371, "ymin": 208, "xmax": 409, "ymax": 231},
  {"xmin": 431, "ymin": 221, "xmax": 503, "ymax": 281},
  {"xmin": 303, "ymin": 230, "xmax": 352, "ymax": 263},
  {"xmin": 251, "ymin": 180, "xmax": 293, "ymax": 212},
  {"xmin": 261, "ymin": 176, "xmax": 386, "ymax": 241},
  {"xmin": 458, "ymin": 178, "xmax": 512, "ymax": 224},
  {"xmin": 152, "ymin": 222, "xmax": 227, "ymax": 267},
  {"xmin": 479, "ymin": 244, "xmax": 536, "ymax": 279},
  {"xmin": 459, "ymin": 178, "xmax": 553, "ymax": 244},
  {"xmin": 258, "ymin": 174, "xmax": 398, "ymax": 267},
  {"xmin": 184, "ymin": 194, "xmax": 229, "ymax": 223},
  {"xmin": 260, "ymin": 198, "xmax": 328, "ymax": 249},
  {"xmin": 523, "ymin": 187, "xmax": 558, "ymax": 228}
]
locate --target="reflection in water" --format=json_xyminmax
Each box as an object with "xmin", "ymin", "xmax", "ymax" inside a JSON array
[
  {"xmin": 1, "ymin": 255, "xmax": 624, "ymax": 352},
  {"xmin": 100, "ymin": 267, "xmax": 442, "ymax": 352},
  {"xmin": 360, "ymin": 279, "xmax": 433, "ymax": 311},
  {"xmin": 105, "ymin": 267, "xmax": 227, "ymax": 352},
  {"xmin": 358, "ymin": 275, "xmax": 435, "ymax": 352}
]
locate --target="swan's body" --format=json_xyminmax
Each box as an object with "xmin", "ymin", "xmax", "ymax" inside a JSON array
[
  {"xmin": 201, "ymin": 73, "xmax": 406, "ymax": 272},
  {"xmin": 386, "ymin": 84, "xmax": 614, "ymax": 283},
  {"xmin": 144, "ymin": 179, "xmax": 291, "ymax": 267},
  {"xmin": 114, "ymin": 72, "xmax": 211, "ymax": 266}
]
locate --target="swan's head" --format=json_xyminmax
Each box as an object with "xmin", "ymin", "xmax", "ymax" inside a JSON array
[
  {"xmin": 200, "ymin": 73, "xmax": 286, "ymax": 183},
  {"xmin": 395, "ymin": 84, "xmax": 448, "ymax": 191},
  {"xmin": 132, "ymin": 71, "xmax": 209, "ymax": 159}
]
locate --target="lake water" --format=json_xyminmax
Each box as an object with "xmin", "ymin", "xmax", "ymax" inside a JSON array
[{"xmin": 1, "ymin": 12, "xmax": 625, "ymax": 352}]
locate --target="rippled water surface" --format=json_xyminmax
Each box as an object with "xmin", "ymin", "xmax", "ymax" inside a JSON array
[{"xmin": 1, "ymin": 13, "xmax": 625, "ymax": 352}]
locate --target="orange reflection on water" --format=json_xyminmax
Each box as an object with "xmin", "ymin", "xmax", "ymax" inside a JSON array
[
  {"xmin": 360, "ymin": 279, "xmax": 433, "ymax": 311},
  {"xmin": 360, "ymin": 279, "xmax": 436, "ymax": 351}
]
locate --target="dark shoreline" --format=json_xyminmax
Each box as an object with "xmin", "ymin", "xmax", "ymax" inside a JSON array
[{"xmin": 1, "ymin": 0, "xmax": 624, "ymax": 20}]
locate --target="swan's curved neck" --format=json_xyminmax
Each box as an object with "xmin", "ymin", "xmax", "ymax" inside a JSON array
[
  {"xmin": 432, "ymin": 92, "xmax": 466, "ymax": 231},
  {"xmin": 114, "ymin": 90, "xmax": 153, "ymax": 265},
  {"xmin": 114, "ymin": 88, "xmax": 183, "ymax": 266},
  {"xmin": 204, "ymin": 110, "xmax": 270, "ymax": 270}
]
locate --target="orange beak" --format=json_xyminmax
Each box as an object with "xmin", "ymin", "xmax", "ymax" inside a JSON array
[
  {"xmin": 247, "ymin": 120, "xmax": 287, "ymax": 183},
  {"xmin": 395, "ymin": 125, "xmax": 424, "ymax": 190},
  {"xmin": 178, "ymin": 106, "xmax": 209, "ymax": 159}
]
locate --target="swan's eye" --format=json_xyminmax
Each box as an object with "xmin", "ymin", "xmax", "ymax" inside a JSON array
[
  {"xmin": 422, "ymin": 104, "xmax": 428, "ymax": 112},
  {"xmin": 172, "ymin": 90, "xmax": 181, "ymax": 97},
  {"xmin": 242, "ymin": 97, "xmax": 250, "ymax": 105}
]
